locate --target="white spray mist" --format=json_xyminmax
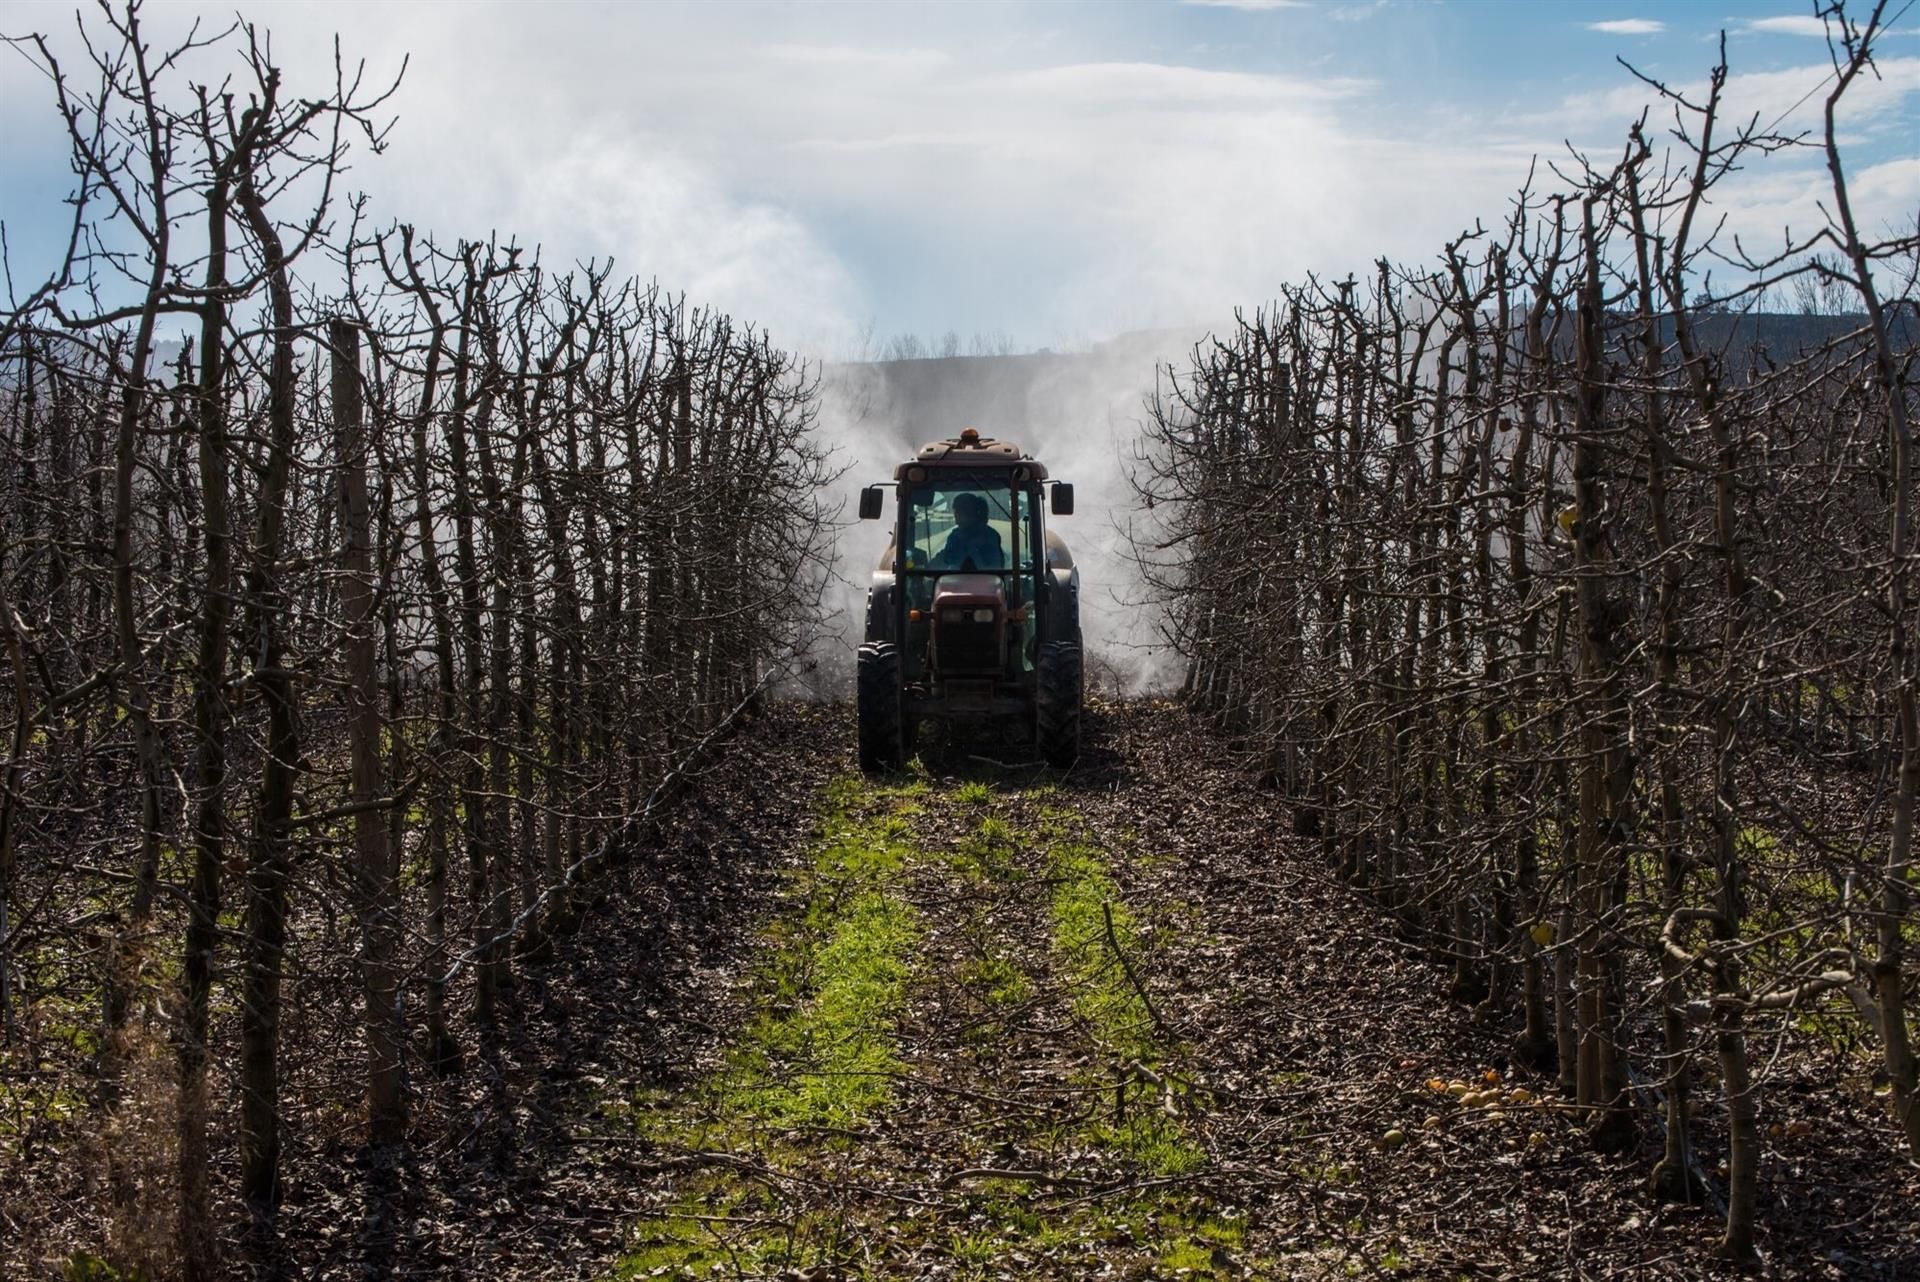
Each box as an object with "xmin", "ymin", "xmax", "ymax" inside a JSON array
[{"xmin": 799, "ymin": 330, "xmax": 1202, "ymax": 699}]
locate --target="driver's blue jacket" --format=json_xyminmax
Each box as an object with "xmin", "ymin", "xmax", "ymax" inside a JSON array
[{"xmin": 936, "ymin": 524, "xmax": 1005, "ymax": 570}]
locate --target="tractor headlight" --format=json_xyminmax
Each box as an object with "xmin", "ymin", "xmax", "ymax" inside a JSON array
[{"xmin": 973, "ymin": 608, "xmax": 994, "ymax": 623}]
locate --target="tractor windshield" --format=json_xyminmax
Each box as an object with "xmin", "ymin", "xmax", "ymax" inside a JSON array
[{"xmin": 899, "ymin": 481, "xmax": 1035, "ymax": 583}]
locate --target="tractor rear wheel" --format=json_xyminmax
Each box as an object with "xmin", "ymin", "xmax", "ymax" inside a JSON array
[
  {"xmin": 857, "ymin": 642, "xmax": 906, "ymax": 774},
  {"xmin": 1035, "ymin": 641, "xmax": 1082, "ymax": 768}
]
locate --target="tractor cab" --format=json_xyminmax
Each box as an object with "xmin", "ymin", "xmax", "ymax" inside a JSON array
[{"xmin": 855, "ymin": 429, "xmax": 1083, "ymax": 770}]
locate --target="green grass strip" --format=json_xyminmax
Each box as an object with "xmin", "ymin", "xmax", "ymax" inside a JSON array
[
  {"xmin": 726, "ymin": 882, "xmax": 918, "ymax": 1131},
  {"xmin": 1047, "ymin": 835, "xmax": 1159, "ymax": 1066},
  {"xmin": 717, "ymin": 777, "xmax": 924, "ymax": 1133},
  {"xmin": 1040, "ymin": 818, "xmax": 1204, "ymax": 1176},
  {"xmin": 616, "ymin": 777, "xmax": 923, "ymax": 1277}
]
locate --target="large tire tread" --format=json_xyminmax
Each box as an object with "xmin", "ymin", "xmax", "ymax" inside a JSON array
[
  {"xmin": 857, "ymin": 642, "xmax": 906, "ymax": 774},
  {"xmin": 1036, "ymin": 641, "xmax": 1083, "ymax": 769}
]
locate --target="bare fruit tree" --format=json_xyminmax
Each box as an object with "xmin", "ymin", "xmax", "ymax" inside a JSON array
[
  {"xmin": 0, "ymin": 3, "xmax": 837, "ymax": 1274},
  {"xmin": 1132, "ymin": 4, "xmax": 1917, "ymax": 1258}
]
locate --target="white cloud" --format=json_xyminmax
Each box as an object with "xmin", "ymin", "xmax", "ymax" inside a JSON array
[
  {"xmin": 1586, "ymin": 19, "xmax": 1665, "ymax": 36},
  {"xmin": 1543, "ymin": 54, "xmax": 1920, "ymax": 140},
  {"xmin": 1745, "ymin": 15, "xmax": 1832, "ymax": 38},
  {"xmin": 764, "ymin": 43, "xmax": 952, "ymax": 69},
  {"xmin": 1676, "ymin": 152, "xmax": 1920, "ymax": 264},
  {"xmin": 1004, "ymin": 62, "xmax": 1372, "ymax": 106},
  {"xmin": 490, "ymin": 134, "xmax": 863, "ymax": 352},
  {"xmin": 791, "ymin": 131, "xmax": 992, "ymax": 154},
  {"xmin": 1523, "ymin": 55, "xmax": 1919, "ymax": 273},
  {"xmin": 0, "ymin": 2, "xmax": 1689, "ymax": 347}
]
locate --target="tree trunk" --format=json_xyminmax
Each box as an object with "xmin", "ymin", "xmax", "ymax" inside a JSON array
[
  {"xmin": 236, "ymin": 157, "xmax": 302, "ymax": 1243},
  {"xmin": 334, "ymin": 319, "xmax": 405, "ymax": 1154},
  {"xmin": 1571, "ymin": 193, "xmax": 1634, "ymax": 1153},
  {"xmin": 179, "ymin": 141, "xmax": 235, "ymax": 1280}
]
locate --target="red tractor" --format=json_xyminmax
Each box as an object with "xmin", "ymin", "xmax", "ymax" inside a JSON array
[{"xmin": 856, "ymin": 429, "xmax": 1082, "ymax": 771}]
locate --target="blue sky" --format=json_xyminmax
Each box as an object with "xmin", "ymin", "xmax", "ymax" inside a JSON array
[{"xmin": 3, "ymin": 1, "xmax": 1916, "ymax": 354}]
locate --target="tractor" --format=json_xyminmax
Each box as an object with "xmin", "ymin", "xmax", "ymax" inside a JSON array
[{"xmin": 855, "ymin": 428, "xmax": 1082, "ymax": 772}]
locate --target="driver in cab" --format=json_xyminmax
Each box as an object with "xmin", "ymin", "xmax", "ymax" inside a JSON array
[{"xmin": 934, "ymin": 493, "xmax": 1005, "ymax": 571}]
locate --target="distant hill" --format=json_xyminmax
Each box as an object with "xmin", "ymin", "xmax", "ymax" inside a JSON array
[{"xmin": 1649, "ymin": 307, "xmax": 1916, "ymax": 364}]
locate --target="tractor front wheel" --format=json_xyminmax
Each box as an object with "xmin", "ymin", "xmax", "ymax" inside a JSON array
[
  {"xmin": 1035, "ymin": 641, "xmax": 1082, "ymax": 769},
  {"xmin": 857, "ymin": 642, "xmax": 907, "ymax": 774}
]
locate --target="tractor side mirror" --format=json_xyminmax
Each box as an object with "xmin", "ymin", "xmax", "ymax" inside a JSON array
[
  {"xmin": 858, "ymin": 485, "xmax": 885, "ymax": 520},
  {"xmin": 1050, "ymin": 482, "xmax": 1075, "ymax": 516}
]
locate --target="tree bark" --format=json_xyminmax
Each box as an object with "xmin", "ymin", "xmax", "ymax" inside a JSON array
[
  {"xmin": 334, "ymin": 318, "xmax": 405, "ymax": 1153},
  {"xmin": 179, "ymin": 114, "xmax": 238, "ymax": 1278},
  {"xmin": 1571, "ymin": 191, "xmax": 1635, "ymax": 1154},
  {"xmin": 236, "ymin": 140, "xmax": 302, "ymax": 1241}
]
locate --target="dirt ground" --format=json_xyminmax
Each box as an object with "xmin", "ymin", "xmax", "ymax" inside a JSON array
[{"xmin": 191, "ymin": 701, "xmax": 1920, "ymax": 1279}]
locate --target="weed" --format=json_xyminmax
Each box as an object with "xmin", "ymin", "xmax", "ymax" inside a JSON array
[
  {"xmin": 1047, "ymin": 838, "xmax": 1158, "ymax": 1064},
  {"xmin": 960, "ymin": 954, "xmax": 1033, "ymax": 1007},
  {"xmin": 1158, "ymin": 1236, "xmax": 1217, "ymax": 1272},
  {"xmin": 949, "ymin": 1228, "xmax": 1000, "ymax": 1267},
  {"xmin": 1095, "ymin": 1111, "xmax": 1206, "ymax": 1176}
]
